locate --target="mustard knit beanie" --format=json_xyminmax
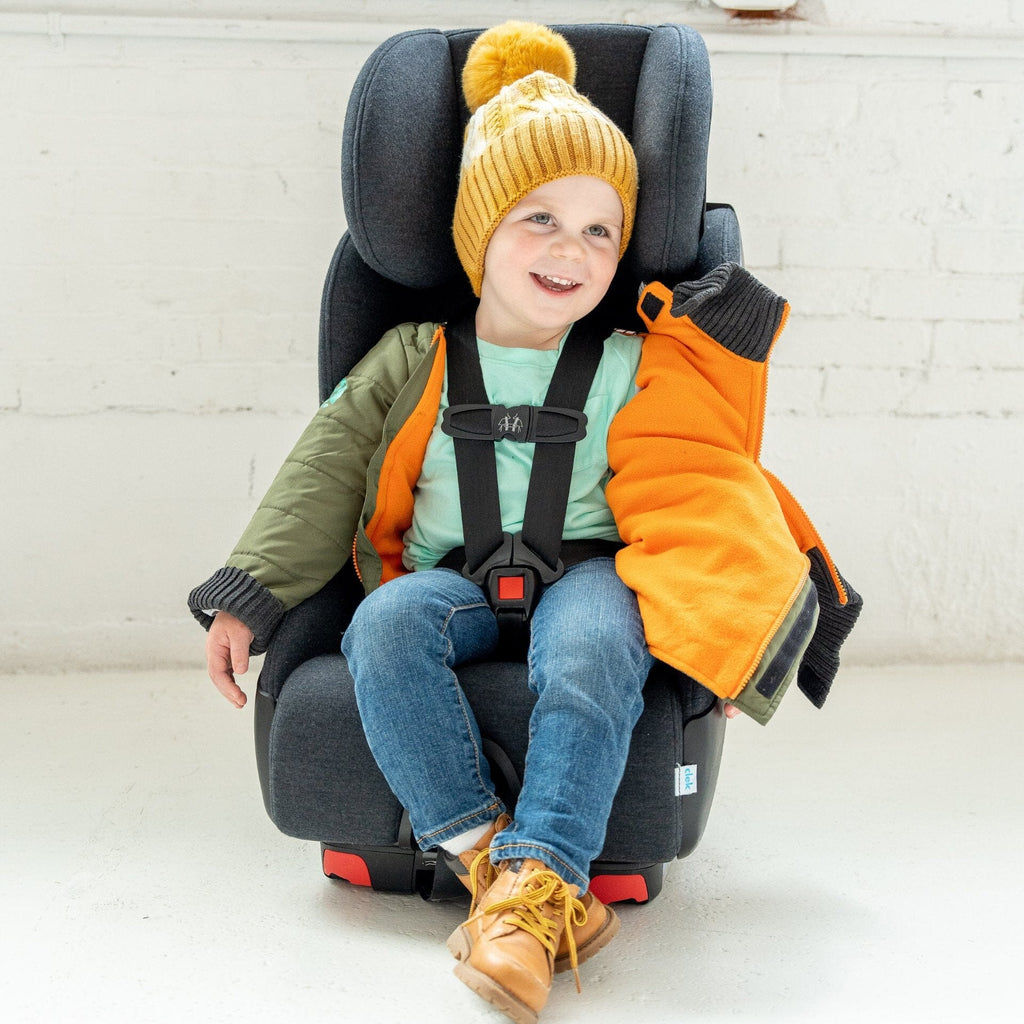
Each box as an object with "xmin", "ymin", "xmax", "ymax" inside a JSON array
[{"xmin": 453, "ymin": 21, "xmax": 639, "ymax": 296}]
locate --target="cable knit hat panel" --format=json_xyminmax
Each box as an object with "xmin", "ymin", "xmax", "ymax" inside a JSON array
[{"xmin": 453, "ymin": 22, "xmax": 638, "ymax": 296}]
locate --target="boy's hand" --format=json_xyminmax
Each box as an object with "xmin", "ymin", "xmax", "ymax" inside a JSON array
[
  {"xmin": 724, "ymin": 703, "xmax": 741, "ymax": 720},
  {"xmin": 206, "ymin": 611, "xmax": 254, "ymax": 708}
]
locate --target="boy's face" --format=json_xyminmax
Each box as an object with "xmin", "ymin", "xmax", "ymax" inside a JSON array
[{"xmin": 476, "ymin": 175, "xmax": 623, "ymax": 349}]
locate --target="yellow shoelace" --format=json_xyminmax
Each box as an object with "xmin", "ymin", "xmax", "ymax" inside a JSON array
[
  {"xmin": 466, "ymin": 846, "xmax": 501, "ymax": 913},
  {"xmin": 480, "ymin": 868, "xmax": 589, "ymax": 991}
]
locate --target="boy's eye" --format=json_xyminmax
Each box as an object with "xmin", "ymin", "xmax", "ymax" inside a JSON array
[
  {"xmin": 529, "ymin": 213, "xmax": 553, "ymax": 225},
  {"xmin": 586, "ymin": 225, "xmax": 609, "ymax": 237}
]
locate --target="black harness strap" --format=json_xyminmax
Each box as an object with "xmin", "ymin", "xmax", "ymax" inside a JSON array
[
  {"xmin": 443, "ymin": 314, "xmax": 504, "ymax": 576},
  {"xmin": 520, "ymin": 322, "xmax": 606, "ymax": 575},
  {"xmin": 442, "ymin": 313, "xmax": 607, "ymax": 652}
]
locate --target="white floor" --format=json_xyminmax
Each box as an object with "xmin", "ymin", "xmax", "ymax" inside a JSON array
[{"xmin": 2, "ymin": 664, "xmax": 1020, "ymax": 1024}]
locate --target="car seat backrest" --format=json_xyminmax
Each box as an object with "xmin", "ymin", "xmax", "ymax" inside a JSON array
[{"xmin": 321, "ymin": 23, "xmax": 713, "ymax": 398}]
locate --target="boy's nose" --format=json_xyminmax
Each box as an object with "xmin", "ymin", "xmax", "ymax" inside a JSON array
[{"xmin": 550, "ymin": 234, "xmax": 585, "ymax": 260}]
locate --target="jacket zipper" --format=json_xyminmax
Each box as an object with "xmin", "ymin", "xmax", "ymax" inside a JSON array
[{"xmin": 351, "ymin": 534, "xmax": 363, "ymax": 585}]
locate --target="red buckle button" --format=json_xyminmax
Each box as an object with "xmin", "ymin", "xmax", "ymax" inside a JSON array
[{"xmin": 497, "ymin": 575, "xmax": 525, "ymax": 602}]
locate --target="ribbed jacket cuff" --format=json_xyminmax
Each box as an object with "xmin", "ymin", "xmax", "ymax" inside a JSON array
[
  {"xmin": 670, "ymin": 262, "xmax": 787, "ymax": 362},
  {"xmin": 797, "ymin": 550, "xmax": 864, "ymax": 708},
  {"xmin": 187, "ymin": 566, "xmax": 284, "ymax": 655}
]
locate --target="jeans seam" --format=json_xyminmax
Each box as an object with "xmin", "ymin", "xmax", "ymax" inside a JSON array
[
  {"xmin": 441, "ymin": 601, "xmax": 491, "ymax": 633},
  {"xmin": 418, "ymin": 802, "xmax": 502, "ymax": 844},
  {"xmin": 441, "ymin": 600, "xmax": 496, "ymax": 817},
  {"xmin": 490, "ymin": 841, "xmax": 588, "ymax": 889}
]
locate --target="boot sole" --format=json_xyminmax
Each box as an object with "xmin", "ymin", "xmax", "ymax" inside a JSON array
[{"xmin": 454, "ymin": 959, "xmax": 540, "ymax": 1024}]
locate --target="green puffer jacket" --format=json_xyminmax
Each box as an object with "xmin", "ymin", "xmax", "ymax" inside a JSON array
[
  {"xmin": 189, "ymin": 320, "xmax": 446, "ymax": 653},
  {"xmin": 188, "ymin": 266, "xmax": 860, "ymax": 716}
]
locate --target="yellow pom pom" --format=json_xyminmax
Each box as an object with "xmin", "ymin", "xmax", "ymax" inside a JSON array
[{"xmin": 462, "ymin": 21, "xmax": 577, "ymax": 114}]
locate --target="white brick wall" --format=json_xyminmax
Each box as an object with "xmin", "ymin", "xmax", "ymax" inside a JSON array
[{"xmin": 2, "ymin": 2, "xmax": 1022, "ymax": 671}]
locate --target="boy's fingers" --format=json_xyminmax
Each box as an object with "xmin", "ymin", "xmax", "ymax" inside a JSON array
[
  {"xmin": 230, "ymin": 632, "xmax": 250, "ymax": 677},
  {"xmin": 207, "ymin": 626, "xmax": 249, "ymax": 707},
  {"xmin": 209, "ymin": 658, "xmax": 245, "ymax": 706},
  {"xmin": 211, "ymin": 666, "xmax": 247, "ymax": 708}
]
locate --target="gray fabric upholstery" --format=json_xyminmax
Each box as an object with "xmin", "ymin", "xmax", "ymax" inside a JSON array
[
  {"xmin": 696, "ymin": 204, "xmax": 744, "ymax": 275},
  {"xmin": 341, "ymin": 29, "xmax": 462, "ymax": 289},
  {"xmin": 264, "ymin": 655, "xmax": 404, "ymax": 845},
  {"xmin": 628, "ymin": 24, "xmax": 712, "ymax": 282},
  {"xmin": 264, "ymin": 652, "xmax": 723, "ymax": 864}
]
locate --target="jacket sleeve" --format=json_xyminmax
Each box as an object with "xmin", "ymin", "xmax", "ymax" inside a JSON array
[
  {"xmin": 607, "ymin": 264, "xmax": 861, "ymax": 712},
  {"xmin": 187, "ymin": 324, "xmax": 426, "ymax": 652}
]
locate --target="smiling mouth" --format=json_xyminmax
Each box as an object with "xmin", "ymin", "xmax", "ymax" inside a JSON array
[{"xmin": 533, "ymin": 273, "xmax": 580, "ymax": 293}]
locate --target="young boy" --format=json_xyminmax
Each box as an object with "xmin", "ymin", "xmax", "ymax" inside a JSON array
[
  {"xmin": 193, "ymin": 23, "xmax": 648, "ymax": 1022},
  {"xmin": 190, "ymin": 20, "xmax": 858, "ymax": 1024}
]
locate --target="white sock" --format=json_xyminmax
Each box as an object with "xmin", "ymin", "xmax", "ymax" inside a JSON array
[{"xmin": 439, "ymin": 820, "xmax": 494, "ymax": 856}]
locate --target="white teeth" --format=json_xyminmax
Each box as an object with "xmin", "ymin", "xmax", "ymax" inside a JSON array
[{"xmin": 543, "ymin": 276, "xmax": 577, "ymax": 287}]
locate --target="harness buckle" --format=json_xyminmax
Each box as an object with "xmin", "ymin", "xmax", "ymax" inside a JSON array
[
  {"xmin": 463, "ymin": 532, "xmax": 564, "ymax": 618},
  {"xmin": 459, "ymin": 533, "xmax": 562, "ymax": 659}
]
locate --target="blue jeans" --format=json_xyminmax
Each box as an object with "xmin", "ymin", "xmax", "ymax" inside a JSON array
[{"xmin": 342, "ymin": 558, "xmax": 651, "ymax": 892}]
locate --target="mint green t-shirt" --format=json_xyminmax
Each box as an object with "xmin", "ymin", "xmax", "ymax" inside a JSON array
[{"xmin": 402, "ymin": 331, "xmax": 642, "ymax": 571}]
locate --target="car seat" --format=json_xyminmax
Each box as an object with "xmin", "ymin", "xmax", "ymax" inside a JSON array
[{"xmin": 253, "ymin": 22, "xmax": 743, "ymax": 905}]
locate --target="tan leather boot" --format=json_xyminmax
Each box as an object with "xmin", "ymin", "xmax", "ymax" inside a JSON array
[
  {"xmin": 442, "ymin": 812, "xmax": 512, "ymax": 913},
  {"xmin": 452, "ymin": 859, "xmax": 590, "ymax": 1024},
  {"xmin": 553, "ymin": 890, "xmax": 618, "ymax": 973},
  {"xmin": 448, "ymin": 869, "xmax": 619, "ymax": 972}
]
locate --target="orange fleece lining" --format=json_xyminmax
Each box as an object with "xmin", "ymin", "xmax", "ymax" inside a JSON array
[
  {"xmin": 363, "ymin": 327, "xmax": 447, "ymax": 586},
  {"xmin": 607, "ymin": 281, "xmax": 820, "ymax": 699}
]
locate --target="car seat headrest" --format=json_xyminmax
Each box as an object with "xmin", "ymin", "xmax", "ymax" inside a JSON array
[{"xmin": 341, "ymin": 25, "xmax": 711, "ymax": 293}]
